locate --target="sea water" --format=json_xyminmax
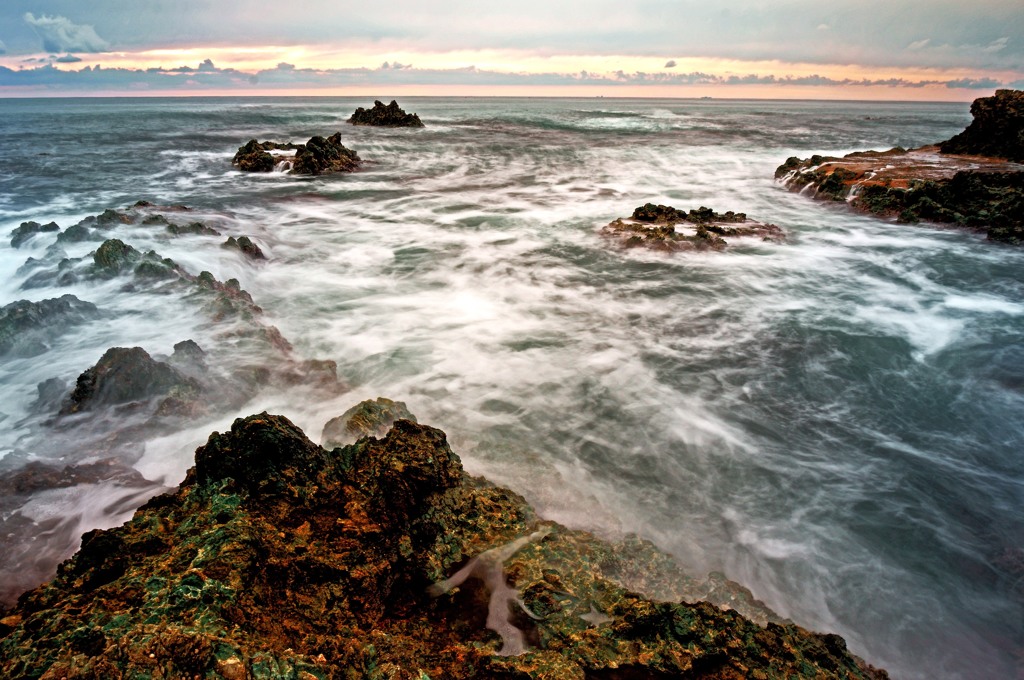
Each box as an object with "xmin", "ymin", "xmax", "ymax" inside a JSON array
[{"xmin": 0, "ymin": 96, "xmax": 1021, "ymax": 679}]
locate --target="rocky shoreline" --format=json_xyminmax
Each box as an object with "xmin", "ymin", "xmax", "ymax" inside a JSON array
[
  {"xmin": 0, "ymin": 404, "xmax": 887, "ymax": 679},
  {"xmin": 13, "ymin": 91, "xmax": 1024, "ymax": 677},
  {"xmin": 776, "ymin": 89, "xmax": 1024, "ymax": 243}
]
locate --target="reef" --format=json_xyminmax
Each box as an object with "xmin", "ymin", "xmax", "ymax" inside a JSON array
[
  {"xmin": 776, "ymin": 89, "xmax": 1024, "ymax": 244},
  {"xmin": 233, "ymin": 135, "xmax": 360, "ymax": 175},
  {"xmin": 603, "ymin": 204, "xmax": 783, "ymax": 252},
  {"xmin": 0, "ymin": 406, "xmax": 887, "ymax": 679},
  {"xmin": 348, "ymin": 99, "xmax": 425, "ymax": 127}
]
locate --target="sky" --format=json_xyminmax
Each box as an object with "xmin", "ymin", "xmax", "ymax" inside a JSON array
[{"xmin": 0, "ymin": 1, "xmax": 1021, "ymax": 100}]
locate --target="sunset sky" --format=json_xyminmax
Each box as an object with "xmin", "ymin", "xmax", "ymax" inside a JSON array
[{"xmin": 0, "ymin": 1, "xmax": 1021, "ymax": 100}]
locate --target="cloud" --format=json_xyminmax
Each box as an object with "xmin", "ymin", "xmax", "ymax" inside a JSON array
[
  {"xmin": 945, "ymin": 77, "xmax": 1002, "ymax": 89},
  {"xmin": 982, "ymin": 37, "xmax": 1008, "ymax": 53},
  {"xmin": 23, "ymin": 13, "xmax": 108, "ymax": 53},
  {"xmin": 907, "ymin": 39, "xmax": 930, "ymax": 50},
  {"xmin": 0, "ymin": 57, "xmax": 1010, "ymax": 95},
  {"xmin": 55, "ymin": 54, "xmax": 82, "ymax": 63},
  {"xmin": 664, "ymin": 60, "xmax": 677, "ymax": 68},
  {"xmin": 379, "ymin": 61, "xmax": 412, "ymax": 70}
]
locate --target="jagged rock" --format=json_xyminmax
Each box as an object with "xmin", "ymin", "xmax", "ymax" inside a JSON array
[
  {"xmin": 54, "ymin": 223, "xmax": 95, "ymax": 244},
  {"xmin": 167, "ymin": 221, "xmax": 220, "ymax": 236},
  {"xmin": 0, "ymin": 295, "xmax": 101, "ymax": 358},
  {"xmin": 91, "ymin": 239, "xmax": 182, "ymax": 279},
  {"xmin": 233, "ymin": 135, "xmax": 359, "ymax": 175},
  {"xmin": 604, "ymin": 203, "xmax": 782, "ymax": 252},
  {"xmin": 940, "ymin": 89, "xmax": 1024, "ymax": 162},
  {"xmin": 0, "ymin": 413, "xmax": 887, "ymax": 679},
  {"xmin": 9, "ymin": 220, "xmax": 59, "ymax": 248},
  {"xmin": 222, "ymin": 235, "xmax": 266, "ymax": 260},
  {"xmin": 59, "ymin": 346, "xmax": 200, "ymax": 415},
  {"xmin": 321, "ymin": 396, "xmax": 417, "ymax": 448},
  {"xmin": 292, "ymin": 132, "xmax": 360, "ymax": 175},
  {"xmin": 348, "ymin": 99, "xmax": 425, "ymax": 127}
]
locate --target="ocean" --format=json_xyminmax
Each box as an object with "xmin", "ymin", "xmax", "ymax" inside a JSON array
[{"xmin": 0, "ymin": 96, "xmax": 1021, "ymax": 679}]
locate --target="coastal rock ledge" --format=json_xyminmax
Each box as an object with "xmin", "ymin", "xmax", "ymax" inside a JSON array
[
  {"xmin": 0, "ymin": 410, "xmax": 887, "ymax": 680},
  {"xmin": 775, "ymin": 89, "xmax": 1024, "ymax": 244}
]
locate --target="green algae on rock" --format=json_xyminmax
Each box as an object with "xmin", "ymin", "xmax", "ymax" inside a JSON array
[{"xmin": 0, "ymin": 411, "xmax": 888, "ymax": 679}]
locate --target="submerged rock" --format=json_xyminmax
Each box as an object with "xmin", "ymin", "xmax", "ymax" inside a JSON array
[
  {"xmin": 0, "ymin": 411, "xmax": 888, "ymax": 679},
  {"xmin": 777, "ymin": 90, "xmax": 1024, "ymax": 243},
  {"xmin": 0, "ymin": 294, "xmax": 101, "ymax": 358},
  {"xmin": 9, "ymin": 220, "xmax": 59, "ymax": 248},
  {"xmin": 222, "ymin": 235, "xmax": 266, "ymax": 260},
  {"xmin": 321, "ymin": 396, "xmax": 417, "ymax": 448},
  {"xmin": 940, "ymin": 89, "xmax": 1024, "ymax": 162},
  {"xmin": 348, "ymin": 99, "xmax": 425, "ymax": 127},
  {"xmin": 233, "ymin": 135, "xmax": 360, "ymax": 175},
  {"xmin": 604, "ymin": 203, "xmax": 782, "ymax": 252}
]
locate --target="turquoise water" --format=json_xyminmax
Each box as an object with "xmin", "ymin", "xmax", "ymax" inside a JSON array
[{"xmin": 1, "ymin": 97, "xmax": 1021, "ymax": 679}]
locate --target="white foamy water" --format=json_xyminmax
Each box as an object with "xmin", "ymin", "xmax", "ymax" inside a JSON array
[{"xmin": 0, "ymin": 97, "xmax": 1021, "ymax": 679}]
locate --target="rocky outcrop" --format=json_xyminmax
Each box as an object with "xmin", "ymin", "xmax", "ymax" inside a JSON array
[
  {"xmin": 9, "ymin": 221, "xmax": 59, "ymax": 249},
  {"xmin": 775, "ymin": 148, "xmax": 1024, "ymax": 244},
  {"xmin": 0, "ymin": 412, "xmax": 887, "ymax": 679},
  {"xmin": 292, "ymin": 133, "xmax": 361, "ymax": 175},
  {"xmin": 940, "ymin": 89, "xmax": 1024, "ymax": 162},
  {"xmin": 222, "ymin": 235, "xmax": 266, "ymax": 260},
  {"xmin": 233, "ymin": 135, "xmax": 360, "ymax": 175},
  {"xmin": 348, "ymin": 99, "xmax": 425, "ymax": 127},
  {"xmin": 604, "ymin": 203, "xmax": 783, "ymax": 252},
  {"xmin": 321, "ymin": 396, "xmax": 418, "ymax": 448},
  {"xmin": 0, "ymin": 295, "xmax": 101, "ymax": 358},
  {"xmin": 59, "ymin": 347, "xmax": 200, "ymax": 416},
  {"xmin": 777, "ymin": 90, "xmax": 1024, "ymax": 243}
]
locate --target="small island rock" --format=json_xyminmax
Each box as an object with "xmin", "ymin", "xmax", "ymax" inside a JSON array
[{"xmin": 348, "ymin": 99, "xmax": 425, "ymax": 127}]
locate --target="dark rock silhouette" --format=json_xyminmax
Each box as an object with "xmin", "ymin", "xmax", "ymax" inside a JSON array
[
  {"xmin": 940, "ymin": 89, "xmax": 1024, "ymax": 162},
  {"xmin": 348, "ymin": 99, "xmax": 425, "ymax": 127}
]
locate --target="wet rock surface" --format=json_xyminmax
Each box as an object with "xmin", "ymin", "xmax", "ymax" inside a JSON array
[
  {"xmin": 604, "ymin": 203, "xmax": 783, "ymax": 252},
  {"xmin": 59, "ymin": 346, "xmax": 200, "ymax": 416},
  {"xmin": 777, "ymin": 90, "xmax": 1024, "ymax": 243},
  {"xmin": 9, "ymin": 221, "xmax": 59, "ymax": 249},
  {"xmin": 0, "ymin": 295, "xmax": 101, "ymax": 358},
  {"xmin": 0, "ymin": 411, "xmax": 887, "ymax": 679},
  {"xmin": 222, "ymin": 235, "xmax": 266, "ymax": 260},
  {"xmin": 321, "ymin": 396, "xmax": 417, "ymax": 448},
  {"xmin": 775, "ymin": 147, "xmax": 1024, "ymax": 244},
  {"xmin": 348, "ymin": 99, "xmax": 425, "ymax": 127},
  {"xmin": 233, "ymin": 134, "xmax": 360, "ymax": 175}
]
